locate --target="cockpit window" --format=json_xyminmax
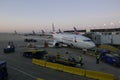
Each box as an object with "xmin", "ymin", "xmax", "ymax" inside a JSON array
[{"xmin": 83, "ymin": 40, "xmax": 92, "ymax": 42}]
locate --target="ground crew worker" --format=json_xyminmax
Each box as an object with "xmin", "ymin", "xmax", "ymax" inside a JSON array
[
  {"xmin": 78, "ymin": 55, "xmax": 83, "ymax": 66},
  {"xmin": 95, "ymin": 49, "xmax": 99, "ymax": 55},
  {"xmin": 96, "ymin": 54, "xmax": 100, "ymax": 64}
]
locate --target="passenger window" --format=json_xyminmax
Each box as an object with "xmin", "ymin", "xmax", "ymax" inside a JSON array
[{"xmin": 83, "ymin": 40, "xmax": 91, "ymax": 42}]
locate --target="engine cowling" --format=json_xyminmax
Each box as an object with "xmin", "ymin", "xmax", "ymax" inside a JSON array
[{"xmin": 48, "ymin": 40, "xmax": 63, "ymax": 47}]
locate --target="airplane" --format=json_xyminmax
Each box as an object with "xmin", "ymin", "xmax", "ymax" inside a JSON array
[
  {"xmin": 52, "ymin": 33, "xmax": 95, "ymax": 49},
  {"xmin": 49, "ymin": 25, "xmax": 95, "ymax": 49}
]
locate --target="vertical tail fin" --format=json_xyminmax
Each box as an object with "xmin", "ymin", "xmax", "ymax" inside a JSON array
[
  {"xmin": 58, "ymin": 29, "xmax": 62, "ymax": 33},
  {"xmin": 52, "ymin": 23, "xmax": 55, "ymax": 32},
  {"xmin": 32, "ymin": 30, "xmax": 36, "ymax": 35},
  {"xmin": 41, "ymin": 30, "xmax": 45, "ymax": 35},
  {"xmin": 51, "ymin": 23, "xmax": 56, "ymax": 34},
  {"xmin": 73, "ymin": 27, "xmax": 79, "ymax": 35}
]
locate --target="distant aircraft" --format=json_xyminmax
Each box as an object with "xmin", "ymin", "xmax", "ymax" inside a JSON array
[
  {"xmin": 23, "ymin": 30, "xmax": 37, "ymax": 36},
  {"xmin": 24, "ymin": 29, "xmax": 53, "ymax": 36},
  {"xmin": 50, "ymin": 26, "xmax": 95, "ymax": 49},
  {"xmin": 40, "ymin": 30, "xmax": 52, "ymax": 36}
]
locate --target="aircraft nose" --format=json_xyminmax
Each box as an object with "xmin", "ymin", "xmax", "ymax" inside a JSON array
[
  {"xmin": 90, "ymin": 42, "xmax": 96, "ymax": 48},
  {"xmin": 87, "ymin": 42, "xmax": 96, "ymax": 49},
  {"xmin": 91, "ymin": 43, "xmax": 96, "ymax": 48}
]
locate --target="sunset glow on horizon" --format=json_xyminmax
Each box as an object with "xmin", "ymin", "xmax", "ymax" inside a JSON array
[{"xmin": 0, "ymin": 0, "xmax": 120, "ymax": 33}]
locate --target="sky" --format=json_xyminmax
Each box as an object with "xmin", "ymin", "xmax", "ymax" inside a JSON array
[{"xmin": 0, "ymin": 0, "xmax": 120, "ymax": 33}]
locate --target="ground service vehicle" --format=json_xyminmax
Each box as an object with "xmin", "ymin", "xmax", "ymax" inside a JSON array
[
  {"xmin": 99, "ymin": 50, "xmax": 120, "ymax": 67},
  {"xmin": 23, "ymin": 50, "xmax": 48, "ymax": 59},
  {"xmin": 101, "ymin": 53, "xmax": 120, "ymax": 67},
  {"xmin": 0, "ymin": 61, "xmax": 8, "ymax": 80},
  {"xmin": 45, "ymin": 54, "xmax": 78, "ymax": 67},
  {"xmin": 4, "ymin": 41, "xmax": 15, "ymax": 53},
  {"xmin": 4, "ymin": 47, "xmax": 15, "ymax": 53}
]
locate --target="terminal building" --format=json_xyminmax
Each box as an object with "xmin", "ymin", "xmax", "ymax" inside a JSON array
[
  {"xmin": 64, "ymin": 28, "xmax": 120, "ymax": 46},
  {"xmin": 64, "ymin": 29, "xmax": 86, "ymax": 34}
]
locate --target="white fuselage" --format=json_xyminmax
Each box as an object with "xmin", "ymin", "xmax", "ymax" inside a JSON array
[{"xmin": 52, "ymin": 33, "xmax": 95, "ymax": 49}]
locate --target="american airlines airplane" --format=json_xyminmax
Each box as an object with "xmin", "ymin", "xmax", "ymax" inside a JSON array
[
  {"xmin": 49, "ymin": 25, "xmax": 95, "ymax": 49},
  {"xmin": 51, "ymin": 33, "xmax": 95, "ymax": 49}
]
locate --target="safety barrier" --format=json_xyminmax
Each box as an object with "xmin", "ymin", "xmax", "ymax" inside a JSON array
[
  {"xmin": 118, "ymin": 76, "xmax": 120, "ymax": 80},
  {"xmin": 71, "ymin": 67, "xmax": 85, "ymax": 76},
  {"xmin": 46, "ymin": 62, "xmax": 66, "ymax": 71},
  {"xmin": 55, "ymin": 63, "xmax": 64, "ymax": 71},
  {"xmin": 85, "ymin": 70, "xmax": 114, "ymax": 80},
  {"xmin": 32, "ymin": 58, "xmax": 46, "ymax": 67},
  {"xmin": 85, "ymin": 70, "xmax": 100, "ymax": 79},
  {"xmin": 63, "ymin": 65, "xmax": 85, "ymax": 76},
  {"xmin": 32, "ymin": 58, "xmax": 39, "ymax": 65},
  {"xmin": 36, "ymin": 78, "xmax": 44, "ymax": 80},
  {"xmin": 99, "ymin": 72, "xmax": 114, "ymax": 80},
  {"xmin": 62, "ymin": 65, "xmax": 75, "ymax": 74},
  {"xmin": 46, "ymin": 62, "xmax": 58, "ymax": 70},
  {"xmin": 32, "ymin": 59, "xmax": 115, "ymax": 80}
]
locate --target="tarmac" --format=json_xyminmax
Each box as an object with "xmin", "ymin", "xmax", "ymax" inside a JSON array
[{"xmin": 0, "ymin": 33, "xmax": 120, "ymax": 80}]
